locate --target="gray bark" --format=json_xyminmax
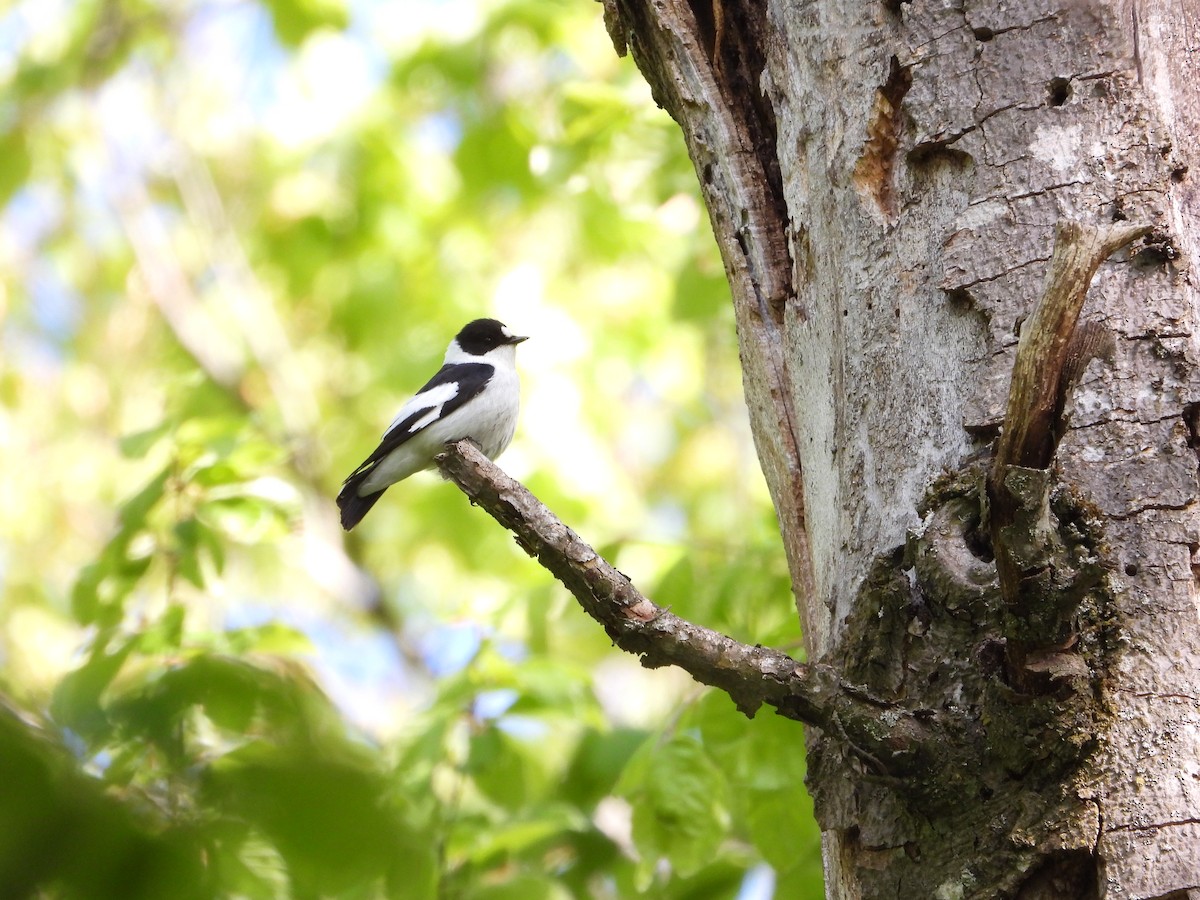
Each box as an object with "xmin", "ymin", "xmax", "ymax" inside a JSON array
[{"xmin": 603, "ymin": 0, "xmax": 1200, "ymax": 896}]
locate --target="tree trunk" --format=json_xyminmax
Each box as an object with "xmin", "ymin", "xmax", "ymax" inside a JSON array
[{"xmin": 605, "ymin": 0, "xmax": 1200, "ymax": 896}]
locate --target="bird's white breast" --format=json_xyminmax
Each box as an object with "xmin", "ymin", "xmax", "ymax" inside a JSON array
[{"xmin": 356, "ymin": 342, "xmax": 521, "ymax": 497}]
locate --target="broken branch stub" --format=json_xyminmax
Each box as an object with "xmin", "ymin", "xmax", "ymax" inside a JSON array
[
  {"xmin": 988, "ymin": 220, "xmax": 1148, "ymax": 653},
  {"xmin": 991, "ymin": 221, "xmax": 1149, "ymax": 477}
]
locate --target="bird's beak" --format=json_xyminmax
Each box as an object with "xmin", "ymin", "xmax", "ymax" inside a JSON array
[{"xmin": 508, "ymin": 334, "xmax": 530, "ymax": 344}]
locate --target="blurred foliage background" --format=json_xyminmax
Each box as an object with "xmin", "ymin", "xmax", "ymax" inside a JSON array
[{"xmin": 0, "ymin": 0, "xmax": 824, "ymax": 896}]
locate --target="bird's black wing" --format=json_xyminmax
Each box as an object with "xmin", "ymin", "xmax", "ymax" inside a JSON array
[
  {"xmin": 349, "ymin": 361, "xmax": 495, "ymax": 473},
  {"xmin": 337, "ymin": 362, "xmax": 494, "ymax": 528}
]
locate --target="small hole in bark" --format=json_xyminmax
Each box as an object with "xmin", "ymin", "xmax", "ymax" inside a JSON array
[
  {"xmin": 843, "ymin": 309, "xmax": 848, "ymax": 317},
  {"xmin": 979, "ymin": 785, "xmax": 994, "ymax": 800},
  {"xmin": 973, "ymin": 27, "xmax": 994, "ymax": 41},
  {"xmin": 928, "ymin": 670, "xmax": 941, "ymax": 684},
  {"xmin": 702, "ymin": 164, "xmax": 714, "ymax": 184},
  {"xmin": 908, "ymin": 142, "xmax": 975, "ymax": 173},
  {"xmin": 1134, "ymin": 231, "xmax": 1181, "ymax": 267},
  {"xmin": 1183, "ymin": 403, "xmax": 1200, "ymax": 455},
  {"xmin": 1110, "ymin": 200, "xmax": 1127, "ymax": 222},
  {"xmin": 945, "ymin": 287, "xmax": 973, "ymax": 309},
  {"xmin": 1124, "ymin": 563, "xmax": 1139, "ymax": 576},
  {"xmin": 976, "ymin": 639, "xmax": 1006, "ymax": 678},
  {"xmin": 965, "ymin": 419, "xmax": 1002, "ymax": 440},
  {"xmin": 894, "ymin": 307, "xmax": 901, "ymax": 318},
  {"xmin": 1172, "ymin": 165, "xmax": 1189, "ymax": 183},
  {"xmin": 963, "ymin": 512, "xmax": 995, "ymax": 562},
  {"xmin": 1015, "ymin": 850, "xmax": 1098, "ymax": 899},
  {"xmin": 1047, "ymin": 77, "xmax": 1072, "ymax": 106}
]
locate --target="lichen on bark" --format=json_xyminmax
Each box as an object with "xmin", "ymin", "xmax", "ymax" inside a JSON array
[{"xmin": 809, "ymin": 465, "xmax": 1120, "ymax": 896}]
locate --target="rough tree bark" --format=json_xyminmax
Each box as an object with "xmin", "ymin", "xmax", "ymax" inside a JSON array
[
  {"xmin": 583, "ymin": 3, "xmax": 1200, "ymax": 897},
  {"xmin": 590, "ymin": 2, "xmax": 1199, "ymax": 897},
  {"xmin": 439, "ymin": 0, "xmax": 1195, "ymax": 896}
]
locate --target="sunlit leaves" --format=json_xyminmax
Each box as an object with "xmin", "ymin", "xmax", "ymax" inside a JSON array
[
  {"xmin": 206, "ymin": 741, "xmax": 423, "ymax": 898},
  {"xmin": 50, "ymin": 633, "xmax": 142, "ymax": 741},
  {"xmin": 77, "ymin": 407, "xmax": 295, "ymax": 616},
  {"xmin": 618, "ymin": 733, "xmax": 731, "ymax": 885},
  {"xmin": 260, "ymin": 0, "xmax": 348, "ymax": 48},
  {"xmin": 71, "ymin": 467, "xmax": 170, "ymax": 626},
  {"xmin": 0, "ymin": 700, "xmax": 213, "ymax": 897},
  {"xmin": 0, "ymin": 129, "xmax": 32, "ymax": 206},
  {"xmin": 0, "ymin": 0, "xmax": 825, "ymax": 894},
  {"xmin": 681, "ymin": 693, "xmax": 825, "ymax": 898}
]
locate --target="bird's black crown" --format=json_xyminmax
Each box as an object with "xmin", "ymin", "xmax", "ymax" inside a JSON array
[{"xmin": 456, "ymin": 318, "xmax": 523, "ymax": 355}]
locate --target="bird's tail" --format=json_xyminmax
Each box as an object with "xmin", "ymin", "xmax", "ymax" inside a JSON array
[{"xmin": 337, "ymin": 482, "xmax": 385, "ymax": 531}]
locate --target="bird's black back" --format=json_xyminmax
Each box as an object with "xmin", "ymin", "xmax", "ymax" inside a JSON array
[{"xmin": 336, "ymin": 361, "xmax": 495, "ymax": 529}]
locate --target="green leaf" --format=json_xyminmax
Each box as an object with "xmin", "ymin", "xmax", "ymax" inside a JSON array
[
  {"xmin": 222, "ymin": 623, "xmax": 313, "ymax": 656},
  {"xmin": 196, "ymin": 496, "xmax": 289, "ymax": 543},
  {"xmin": 617, "ymin": 734, "xmax": 730, "ymax": 878},
  {"xmin": 470, "ymin": 873, "xmax": 572, "ymax": 900},
  {"xmin": 118, "ymin": 424, "xmax": 170, "ymax": 459},
  {"xmin": 173, "ymin": 415, "xmax": 242, "ymax": 456},
  {"xmin": 0, "ymin": 709, "xmax": 209, "ymax": 899},
  {"xmin": 467, "ymin": 725, "xmax": 532, "ymax": 811},
  {"xmin": 110, "ymin": 654, "xmax": 322, "ymax": 742},
  {"xmin": 70, "ymin": 563, "xmax": 104, "ymax": 625},
  {"xmin": 650, "ymin": 556, "xmax": 696, "ymax": 614},
  {"xmin": 684, "ymin": 692, "xmax": 808, "ymax": 789},
  {"xmin": 744, "ymin": 788, "xmax": 821, "ymax": 875},
  {"xmin": 205, "ymin": 741, "xmax": 419, "ymax": 897},
  {"xmin": 506, "ymin": 657, "xmax": 594, "ymax": 713},
  {"xmin": 69, "ymin": 465, "xmax": 165, "ymax": 620},
  {"xmin": 560, "ymin": 82, "xmax": 632, "ymax": 146},
  {"xmin": 260, "ymin": 0, "xmax": 348, "ymax": 46},
  {"xmin": 193, "ymin": 517, "xmax": 226, "ymax": 575},
  {"xmin": 0, "ymin": 128, "xmax": 31, "ymax": 205},
  {"xmin": 174, "ymin": 519, "xmax": 206, "ymax": 588},
  {"xmin": 774, "ymin": 858, "xmax": 828, "ymax": 900},
  {"xmin": 50, "ymin": 635, "xmax": 141, "ymax": 740},
  {"xmin": 449, "ymin": 804, "xmax": 587, "ymax": 865},
  {"xmin": 141, "ymin": 603, "xmax": 187, "ymax": 653},
  {"xmin": 203, "ymin": 831, "xmax": 290, "ymax": 900},
  {"xmin": 562, "ymin": 727, "xmax": 646, "ymax": 810},
  {"xmin": 117, "ymin": 466, "xmax": 171, "ymax": 531},
  {"xmin": 671, "ymin": 257, "xmax": 730, "ymax": 322}
]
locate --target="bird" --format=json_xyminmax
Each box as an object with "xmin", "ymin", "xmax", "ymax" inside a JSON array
[{"xmin": 337, "ymin": 318, "xmax": 528, "ymax": 530}]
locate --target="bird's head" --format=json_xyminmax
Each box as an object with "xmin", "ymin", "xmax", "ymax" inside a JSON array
[{"xmin": 449, "ymin": 318, "xmax": 529, "ymax": 361}]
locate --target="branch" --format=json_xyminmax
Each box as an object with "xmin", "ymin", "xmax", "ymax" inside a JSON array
[
  {"xmin": 987, "ymin": 220, "xmax": 1148, "ymax": 666},
  {"xmin": 991, "ymin": 221, "xmax": 1149, "ymax": 476},
  {"xmin": 436, "ymin": 440, "xmax": 935, "ymax": 773}
]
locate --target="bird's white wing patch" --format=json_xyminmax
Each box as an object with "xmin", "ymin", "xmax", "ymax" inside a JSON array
[
  {"xmin": 407, "ymin": 406, "xmax": 442, "ymax": 433},
  {"xmin": 384, "ymin": 381, "xmax": 459, "ymax": 436}
]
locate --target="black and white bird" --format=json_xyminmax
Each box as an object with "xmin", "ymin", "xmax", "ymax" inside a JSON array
[{"xmin": 337, "ymin": 318, "xmax": 528, "ymax": 530}]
